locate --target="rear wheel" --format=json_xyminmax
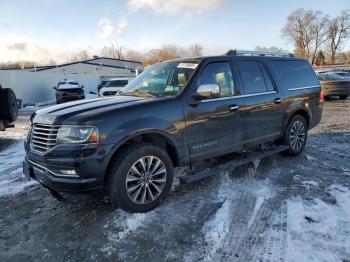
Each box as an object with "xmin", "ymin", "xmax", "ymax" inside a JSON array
[
  {"xmin": 107, "ymin": 143, "xmax": 174, "ymax": 213},
  {"xmin": 282, "ymin": 115, "xmax": 307, "ymax": 156},
  {"xmin": 339, "ymin": 95, "xmax": 348, "ymax": 100}
]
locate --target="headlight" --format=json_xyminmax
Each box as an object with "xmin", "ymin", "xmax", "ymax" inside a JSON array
[{"xmin": 56, "ymin": 126, "xmax": 99, "ymax": 144}]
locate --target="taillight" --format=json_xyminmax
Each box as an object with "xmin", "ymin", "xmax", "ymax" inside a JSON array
[{"xmin": 320, "ymin": 90, "xmax": 324, "ymax": 103}]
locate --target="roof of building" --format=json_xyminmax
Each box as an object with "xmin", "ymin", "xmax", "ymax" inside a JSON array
[{"xmin": 0, "ymin": 56, "xmax": 143, "ymax": 71}]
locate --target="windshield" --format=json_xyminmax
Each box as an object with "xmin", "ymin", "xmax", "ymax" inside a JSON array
[
  {"xmin": 105, "ymin": 80, "xmax": 129, "ymax": 88},
  {"xmin": 121, "ymin": 60, "xmax": 199, "ymax": 97}
]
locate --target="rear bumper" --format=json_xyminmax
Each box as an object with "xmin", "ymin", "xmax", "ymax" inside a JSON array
[{"xmin": 57, "ymin": 95, "xmax": 85, "ymax": 103}]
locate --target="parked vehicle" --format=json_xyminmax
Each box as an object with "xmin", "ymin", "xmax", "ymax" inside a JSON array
[
  {"xmin": 24, "ymin": 51, "xmax": 323, "ymax": 212},
  {"xmin": 318, "ymin": 72, "xmax": 350, "ymax": 99},
  {"xmin": 54, "ymin": 80, "xmax": 85, "ymax": 104},
  {"xmin": 332, "ymin": 71, "xmax": 350, "ymax": 80},
  {"xmin": 0, "ymin": 84, "xmax": 18, "ymax": 131},
  {"xmin": 97, "ymin": 80, "xmax": 108, "ymax": 94},
  {"xmin": 99, "ymin": 78, "xmax": 132, "ymax": 96}
]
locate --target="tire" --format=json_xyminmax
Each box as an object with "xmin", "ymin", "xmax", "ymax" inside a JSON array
[
  {"xmin": 339, "ymin": 95, "xmax": 348, "ymax": 100},
  {"xmin": 107, "ymin": 143, "xmax": 174, "ymax": 213},
  {"xmin": 282, "ymin": 115, "xmax": 308, "ymax": 156},
  {"xmin": 0, "ymin": 88, "xmax": 18, "ymax": 123}
]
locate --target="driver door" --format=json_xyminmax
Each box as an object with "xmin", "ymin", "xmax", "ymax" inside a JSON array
[{"xmin": 183, "ymin": 61, "xmax": 246, "ymax": 161}]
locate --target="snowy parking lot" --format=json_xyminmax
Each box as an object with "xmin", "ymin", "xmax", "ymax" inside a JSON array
[{"xmin": 0, "ymin": 99, "xmax": 350, "ymax": 262}]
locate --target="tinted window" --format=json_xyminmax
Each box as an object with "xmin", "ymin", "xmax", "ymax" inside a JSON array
[
  {"xmin": 259, "ymin": 63, "xmax": 275, "ymax": 92},
  {"xmin": 272, "ymin": 60, "xmax": 319, "ymax": 90},
  {"xmin": 198, "ymin": 62, "xmax": 235, "ymax": 97},
  {"xmin": 106, "ymin": 80, "xmax": 129, "ymax": 87},
  {"xmin": 237, "ymin": 61, "xmax": 267, "ymax": 94}
]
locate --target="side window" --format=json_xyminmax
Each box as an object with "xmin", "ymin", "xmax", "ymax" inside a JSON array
[
  {"xmin": 259, "ymin": 63, "xmax": 275, "ymax": 92},
  {"xmin": 271, "ymin": 60, "xmax": 319, "ymax": 90},
  {"xmin": 237, "ymin": 60, "xmax": 267, "ymax": 94},
  {"xmin": 198, "ymin": 62, "xmax": 235, "ymax": 97}
]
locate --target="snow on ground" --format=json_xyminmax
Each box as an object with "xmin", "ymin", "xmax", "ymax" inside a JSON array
[
  {"xmin": 0, "ymin": 139, "xmax": 38, "ymax": 197},
  {"xmin": 101, "ymin": 209, "xmax": 152, "ymax": 256},
  {"xmin": 286, "ymin": 185, "xmax": 350, "ymax": 262},
  {"xmin": 0, "ymin": 119, "xmax": 38, "ymax": 197},
  {"xmin": 301, "ymin": 180, "xmax": 319, "ymax": 190}
]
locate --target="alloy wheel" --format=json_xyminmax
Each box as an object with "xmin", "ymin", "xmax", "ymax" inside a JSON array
[
  {"xmin": 125, "ymin": 156, "xmax": 167, "ymax": 204},
  {"xmin": 290, "ymin": 120, "xmax": 306, "ymax": 151}
]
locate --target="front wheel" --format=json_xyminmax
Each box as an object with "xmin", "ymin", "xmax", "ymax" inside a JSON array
[
  {"xmin": 339, "ymin": 95, "xmax": 348, "ymax": 100},
  {"xmin": 282, "ymin": 115, "xmax": 308, "ymax": 156},
  {"xmin": 108, "ymin": 143, "xmax": 174, "ymax": 213}
]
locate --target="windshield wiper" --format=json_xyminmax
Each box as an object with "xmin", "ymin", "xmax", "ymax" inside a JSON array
[{"xmin": 119, "ymin": 89, "xmax": 156, "ymax": 98}]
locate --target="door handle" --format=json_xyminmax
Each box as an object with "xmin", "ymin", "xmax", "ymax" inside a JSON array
[
  {"xmin": 230, "ymin": 105, "xmax": 240, "ymax": 111},
  {"xmin": 274, "ymin": 98, "xmax": 282, "ymax": 104}
]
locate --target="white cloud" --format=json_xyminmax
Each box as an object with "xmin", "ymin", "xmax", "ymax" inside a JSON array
[
  {"xmin": 0, "ymin": 35, "xmax": 99, "ymax": 64},
  {"xmin": 98, "ymin": 18, "xmax": 115, "ymax": 40},
  {"xmin": 116, "ymin": 17, "xmax": 128, "ymax": 35},
  {"xmin": 128, "ymin": 0, "xmax": 228, "ymax": 16}
]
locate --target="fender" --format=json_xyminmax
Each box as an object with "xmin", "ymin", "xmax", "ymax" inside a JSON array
[
  {"xmin": 100, "ymin": 117, "xmax": 190, "ymax": 177},
  {"xmin": 282, "ymin": 100, "xmax": 312, "ymax": 133}
]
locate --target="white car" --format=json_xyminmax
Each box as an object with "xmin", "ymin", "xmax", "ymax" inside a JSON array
[{"xmin": 99, "ymin": 78, "xmax": 133, "ymax": 96}]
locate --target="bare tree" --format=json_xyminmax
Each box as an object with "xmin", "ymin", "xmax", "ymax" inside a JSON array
[
  {"xmin": 123, "ymin": 50, "xmax": 145, "ymax": 63},
  {"xmin": 254, "ymin": 46, "xmax": 288, "ymax": 53},
  {"xmin": 68, "ymin": 50, "xmax": 91, "ymax": 62},
  {"xmin": 340, "ymin": 50, "xmax": 350, "ymax": 64},
  {"xmin": 186, "ymin": 44, "xmax": 203, "ymax": 57},
  {"xmin": 327, "ymin": 10, "xmax": 350, "ymax": 63},
  {"xmin": 282, "ymin": 9, "xmax": 329, "ymax": 63},
  {"xmin": 0, "ymin": 61, "xmax": 38, "ymax": 69},
  {"xmin": 101, "ymin": 43, "xmax": 125, "ymax": 59},
  {"xmin": 315, "ymin": 50, "xmax": 326, "ymax": 65}
]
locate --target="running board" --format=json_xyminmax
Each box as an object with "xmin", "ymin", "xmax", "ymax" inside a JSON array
[{"xmin": 179, "ymin": 145, "xmax": 289, "ymax": 184}]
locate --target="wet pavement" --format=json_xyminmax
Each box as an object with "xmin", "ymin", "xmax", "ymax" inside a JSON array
[{"xmin": 0, "ymin": 98, "xmax": 349, "ymax": 262}]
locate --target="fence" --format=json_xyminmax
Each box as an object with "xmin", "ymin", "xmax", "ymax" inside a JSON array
[{"xmin": 0, "ymin": 70, "xmax": 101, "ymax": 105}]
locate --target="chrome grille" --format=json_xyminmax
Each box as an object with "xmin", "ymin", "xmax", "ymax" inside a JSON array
[{"xmin": 30, "ymin": 124, "xmax": 59, "ymax": 153}]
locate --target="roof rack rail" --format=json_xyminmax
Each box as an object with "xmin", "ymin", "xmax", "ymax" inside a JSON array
[{"xmin": 226, "ymin": 49, "xmax": 294, "ymax": 58}]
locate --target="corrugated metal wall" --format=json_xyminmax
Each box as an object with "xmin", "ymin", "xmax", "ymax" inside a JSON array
[{"xmin": 0, "ymin": 71, "xmax": 100, "ymax": 105}]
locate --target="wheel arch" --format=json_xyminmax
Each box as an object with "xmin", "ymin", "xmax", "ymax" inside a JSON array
[{"xmin": 102, "ymin": 131, "xmax": 180, "ymax": 190}]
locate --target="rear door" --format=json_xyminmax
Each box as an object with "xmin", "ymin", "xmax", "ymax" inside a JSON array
[
  {"xmin": 184, "ymin": 61, "xmax": 245, "ymax": 161},
  {"xmin": 235, "ymin": 59, "xmax": 285, "ymax": 143}
]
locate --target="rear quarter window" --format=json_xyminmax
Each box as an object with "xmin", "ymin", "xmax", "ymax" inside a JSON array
[{"xmin": 272, "ymin": 60, "xmax": 319, "ymax": 90}]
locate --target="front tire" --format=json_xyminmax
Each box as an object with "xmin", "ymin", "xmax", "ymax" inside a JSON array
[
  {"xmin": 108, "ymin": 143, "xmax": 174, "ymax": 213},
  {"xmin": 339, "ymin": 95, "xmax": 348, "ymax": 100},
  {"xmin": 282, "ymin": 115, "xmax": 308, "ymax": 156}
]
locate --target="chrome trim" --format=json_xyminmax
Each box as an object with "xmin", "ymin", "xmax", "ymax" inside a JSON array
[
  {"xmin": 30, "ymin": 124, "xmax": 59, "ymax": 155},
  {"xmin": 201, "ymin": 91, "xmax": 277, "ymax": 103},
  {"xmin": 27, "ymin": 159, "xmax": 79, "ymax": 178},
  {"xmin": 288, "ymin": 85, "xmax": 320, "ymax": 91}
]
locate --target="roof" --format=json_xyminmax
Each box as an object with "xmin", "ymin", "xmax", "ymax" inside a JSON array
[{"xmin": 0, "ymin": 56, "xmax": 143, "ymax": 71}]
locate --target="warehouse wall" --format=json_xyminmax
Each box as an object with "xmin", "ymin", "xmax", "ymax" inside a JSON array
[{"xmin": 0, "ymin": 71, "xmax": 100, "ymax": 105}]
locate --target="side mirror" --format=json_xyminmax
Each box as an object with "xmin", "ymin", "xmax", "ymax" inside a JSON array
[
  {"xmin": 81, "ymin": 85, "xmax": 85, "ymax": 89},
  {"xmin": 53, "ymin": 86, "xmax": 57, "ymax": 90},
  {"xmin": 193, "ymin": 84, "xmax": 220, "ymax": 100}
]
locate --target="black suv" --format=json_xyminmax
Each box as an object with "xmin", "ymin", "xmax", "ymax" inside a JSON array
[{"xmin": 24, "ymin": 51, "xmax": 323, "ymax": 212}]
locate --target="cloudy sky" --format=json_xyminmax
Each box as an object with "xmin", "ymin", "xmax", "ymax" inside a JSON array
[{"xmin": 0, "ymin": 0, "xmax": 349, "ymax": 64}]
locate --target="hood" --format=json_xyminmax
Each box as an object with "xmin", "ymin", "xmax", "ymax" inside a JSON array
[{"xmin": 33, "ymin": 96, "xmax": 149, "ymax": 125}]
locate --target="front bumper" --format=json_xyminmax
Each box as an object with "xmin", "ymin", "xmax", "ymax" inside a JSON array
[
  {"xmin": 23, "ymin": 158, "xmax": 100, "ymax": 192},
  {"xmin": 23, "ymin": 140, "xmax": 114, "ymax": 193}
]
